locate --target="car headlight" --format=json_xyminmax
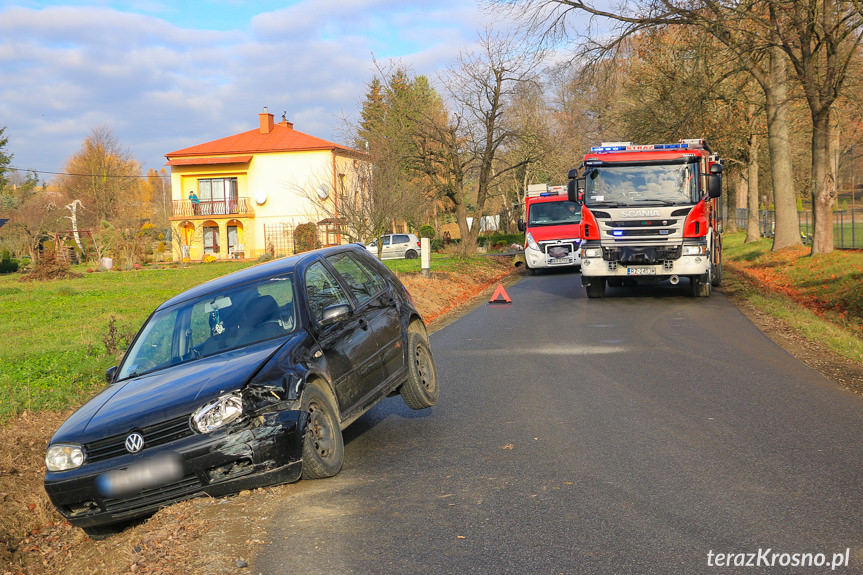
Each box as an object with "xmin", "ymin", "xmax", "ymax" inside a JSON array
[
  {"xmin": 683, "ymin": 244, "xmax": 707, "ymax": 255},
  {"xmin": 192, "ymin": 393, "xmax": 243, "ymax": 433},
  {"xmin": 46, "ymin": 444, "xmax": 85, "ymax": 472},
  {"xmin": 582, "ymin": 247, "xmax": 602, "ymax": 258},
  {"xmin": 525, "ymin": 232, "xmax": 540, "ymax": 251}
]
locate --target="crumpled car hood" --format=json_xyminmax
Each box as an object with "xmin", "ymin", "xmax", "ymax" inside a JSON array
[{"xmin": 50, "ymin": 338, "xmax": 293, "ymax": 445}]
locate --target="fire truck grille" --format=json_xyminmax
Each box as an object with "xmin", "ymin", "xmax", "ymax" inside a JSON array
[
  {"xmin": 538, "ymin": 241, "xmax": 578, "ymax": 258},
  {"xmin": 602, "ymin": 245, "xmax": 682, "ymax": 263}
]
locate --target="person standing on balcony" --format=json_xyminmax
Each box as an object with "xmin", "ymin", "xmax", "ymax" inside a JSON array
[{"xmin": 189, "ymin": 190, "xmax": 200, "ymax": 215}]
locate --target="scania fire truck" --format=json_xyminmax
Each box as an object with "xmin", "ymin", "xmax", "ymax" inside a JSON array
[
  {"xmin": 518, "ymin": 183, "xmax": 582, "ymax": 275},
  {"xmin": 567, "ymin": 139, "xmax": 723, "ymax": 298}
]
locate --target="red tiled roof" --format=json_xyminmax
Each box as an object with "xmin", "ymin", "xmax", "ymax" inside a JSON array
[
  {"xmin": 165, "ymin": 123, "xmax": 353, "ymax": 159},
  {"xmin": 165, "ymin": 155, "xmax": 252, "ymax": 166}
]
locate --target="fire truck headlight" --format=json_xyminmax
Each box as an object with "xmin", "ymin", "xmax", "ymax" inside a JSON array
[
  {"xmin": 683, "ymin": 245, "xmax": 707, "ymax": 256},
  {"xmin": 582, "ymin": 247, "xmax": 602, "ymax": 258},
  {"xmin": 525, "ymin": 232, "xmax": 540, "ymax": 251}
]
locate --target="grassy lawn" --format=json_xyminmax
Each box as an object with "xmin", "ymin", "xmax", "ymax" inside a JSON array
[
  {"xmin": 0, "ymin": 253, "xmax": 503, "ymax": 423},
  {"xmin": 0, "ymin": 261, "xmax": 253, "ymax": 422},
  {"xmin": 722, "ymin": 232, "xmax": 863, "ymax": 364}
]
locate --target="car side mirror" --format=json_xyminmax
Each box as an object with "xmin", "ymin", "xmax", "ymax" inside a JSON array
[
  {"xmin": 105, "ymin": 365, "xmax": 118, "ymax": 383},
  {"xmin": 319, "ymin": 304, "xmax": 351, "ymax": 327},
  {"xmin": 567, "ymin": 177, "xmax": 585, "ymax": 203},
  {"xmin": 707, "ymin": 166, "xmax": 722, "ymax": 198},
  {"xmin": 517, "ymin": 219, "xmax": 525, "ymax": 232}
]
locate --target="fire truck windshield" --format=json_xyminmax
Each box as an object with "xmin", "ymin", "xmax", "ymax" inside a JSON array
[
  {"xmin": 527, "ymin": 201, "xmax": 582, "ymax": 226},
  {"xmin": 584, "ymin": 162, "xmax": 699, "ymax": 208}
]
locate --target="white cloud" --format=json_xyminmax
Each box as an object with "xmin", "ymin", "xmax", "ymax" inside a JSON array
[{"xmin": 0, "ymin": 2, "xmax": 518, "ymax": 177}]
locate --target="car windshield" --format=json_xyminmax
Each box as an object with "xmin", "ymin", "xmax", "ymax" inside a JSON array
[
  {"xmin": 528, "ymin": 201, "xmax": 581, "ymax": 226},
  {"xmin": 584, "ymin": 162, "xmax": 699, "ymax": 207},
  {"xmin": 117, "ymin": 273, "xmax": 297, "ymax": 380}
]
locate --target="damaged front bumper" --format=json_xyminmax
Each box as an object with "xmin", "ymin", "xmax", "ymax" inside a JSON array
[{"xmin": 44, "ymin": 409, "xmax": 307, "ymax": 530}]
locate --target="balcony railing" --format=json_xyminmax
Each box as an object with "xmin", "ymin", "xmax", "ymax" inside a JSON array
[{"xmin": 172, "ymin": 197, "xmax": 253, "ymax": 218}]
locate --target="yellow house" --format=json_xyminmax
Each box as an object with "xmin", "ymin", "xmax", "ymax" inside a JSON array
[{"xmin": 165, "ymin": 109, "xmax": 364, "ymax": 261}]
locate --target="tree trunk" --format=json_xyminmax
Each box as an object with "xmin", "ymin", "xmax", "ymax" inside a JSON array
[
  {"xmin": 810, "ymin": 109, "xmax": 836, "ymax": 255},
  {"xmin": 764, "ymin": 47, "xmax": 801, "ymax": 250},
  {"xmin": 746, "ymin": 131, "xmax": 761, "ymax": 243},
  {"xmin": 455, "ymin": 193, "xmax": 472, "ymax": 252}
]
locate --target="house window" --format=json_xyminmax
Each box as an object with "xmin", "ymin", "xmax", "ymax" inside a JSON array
[{"xmin": 198, "ymin": 178, "xmax": 239, "ymax": 215}]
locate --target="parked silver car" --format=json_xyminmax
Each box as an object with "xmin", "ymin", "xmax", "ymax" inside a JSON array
[{"xmin": 366, "ymin": 233, "xmax": 421, "ymax": 260}]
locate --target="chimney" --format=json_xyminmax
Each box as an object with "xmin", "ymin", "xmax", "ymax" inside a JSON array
[
  {"xmin": 259, "ymin": 106, "xmax": 274, "ymax": 134},
  {"xmin": 279, "ymin": 111, "xmax": 293, "ymax": 130}
]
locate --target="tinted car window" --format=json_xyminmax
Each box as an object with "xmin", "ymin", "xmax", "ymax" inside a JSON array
[
  {"xmin": 118, "ymin": 274, "xmax": 296, "ymax": 380},
  {"xmin": 305, "ymin": 261, "xmax": 350, "ymax": 322},
  {"xmin": 121, "ymin": 308, "xmax": 179, "ymax": 377},
  {"xmin": 326, "ymin": 252, "xmax": 384, "ymax": 305},
  {"xmin": 353, "ymin": 256, "xmax": 387, "ymax": 293},
  {"xmin": 393, "ymin": 234, "xmax": 410, "ymax": 244}
]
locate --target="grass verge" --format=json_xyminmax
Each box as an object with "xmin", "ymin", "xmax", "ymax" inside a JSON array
[
  {"xmin": 0, "ymin": 255, "xmax": 511, "ymax": 425},
  {"xmin": 722, "ymin": 232, "xmax": 863, "ymax": 367}
]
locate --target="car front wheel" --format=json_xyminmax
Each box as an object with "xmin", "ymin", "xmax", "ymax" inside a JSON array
[
  {"xmin": 301, "ymin": 382, "xmax": 344, "ymax": 479},
  {"xmin": 400, "ymin": 323, "xmax": 439, "ymax": 409}
]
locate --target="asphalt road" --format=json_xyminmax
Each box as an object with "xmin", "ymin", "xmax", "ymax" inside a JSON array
[{"xmin": 254, "ymin": 272, "xmax": 863, "ymax": 574}]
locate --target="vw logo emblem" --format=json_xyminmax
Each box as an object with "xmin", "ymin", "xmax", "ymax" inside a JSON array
[{"xmin": 125, "ymin": 432, "xmax": 144, "ymax": 453}]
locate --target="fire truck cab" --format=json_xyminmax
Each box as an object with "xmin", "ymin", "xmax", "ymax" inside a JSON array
[
  {"xmin": 518, "ymin": 183, "xmax": 583, "ymax": 275},
  {"xmin": 568, "ymin": 139, "xmax": 723, "ymax": 298}
]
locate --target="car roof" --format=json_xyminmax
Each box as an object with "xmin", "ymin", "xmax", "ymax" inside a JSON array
[{"xmin": 156, "ymin": 244, "xmax": 369, "ymax": 311}]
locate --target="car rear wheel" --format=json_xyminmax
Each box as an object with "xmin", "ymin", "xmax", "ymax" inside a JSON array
[
  {"xmin": 400, "ymin": 323, "xmax": 439, "ymax": 410},
  {"xmin": 302, "ymin": 382, "xmax": 344, "ymax": 479},
  {"xmin": 405, "ymin": 249, "xmax": 418, "ymax": 259}
]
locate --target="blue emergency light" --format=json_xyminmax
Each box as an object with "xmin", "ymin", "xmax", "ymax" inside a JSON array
[{"xmin": 591, "ymin": 142, "xmax": 690, "ymax": 152}]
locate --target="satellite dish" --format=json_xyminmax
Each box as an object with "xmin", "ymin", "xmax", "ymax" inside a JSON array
[
  {"xmin": 317, "ymin": 183, "xmax": 330, "ymax": 200},
  {"xmin": 255, "ymin": 190, "xmax": 267, "ymax": 205}
]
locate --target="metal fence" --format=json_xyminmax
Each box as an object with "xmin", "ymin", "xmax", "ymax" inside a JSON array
[{"xmin": 731, "ymin": 208, "xmax": 863, "ymax": 249}]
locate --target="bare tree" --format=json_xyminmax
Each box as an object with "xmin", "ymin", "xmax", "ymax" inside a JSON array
[
  {"xmin": 492, "ymin": 0, "xmax": 806, "ymax": 250},
  {"xmin": 420, "ymin": 29, "xmax": 545, "ymax": 251},
  {"xmin": 769, "ymin": 0, "xmax": 863, "ymax": 254}
]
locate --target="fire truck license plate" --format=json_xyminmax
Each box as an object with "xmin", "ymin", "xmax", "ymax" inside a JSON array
[{"xmin": 627, "ymin": 267, "xmax": 656, "ymax": 276}]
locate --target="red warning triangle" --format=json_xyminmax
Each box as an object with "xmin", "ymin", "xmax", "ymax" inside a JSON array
[{"xmin": 489, "ymin": 283, "xmax": 512, "ymax": 304}]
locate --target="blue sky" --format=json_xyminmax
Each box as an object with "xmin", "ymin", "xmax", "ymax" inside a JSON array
[{"xmin": 0, "ymin": 1, "xmax": 526, "ymax": 177}]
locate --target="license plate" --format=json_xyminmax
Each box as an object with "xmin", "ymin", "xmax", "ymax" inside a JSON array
[
  {"xmin": 548, "ymin": 257, "xmax": 574, "ymax": 265},
  {"xmin": 97, "ymin": 452, "xmax": 183, "ymax": 497},
  {"xmin": 627, "ymin": 267, "xmax": 656, "ymax": 276}
]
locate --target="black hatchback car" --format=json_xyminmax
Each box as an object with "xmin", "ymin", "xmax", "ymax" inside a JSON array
[{"xmin": 44, "ymin": 244, "xmax": 439, "ymax": 538}]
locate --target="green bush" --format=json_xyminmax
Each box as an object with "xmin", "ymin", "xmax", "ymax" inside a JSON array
[
  {"xmin": 0, "ymin": 250, "xmax": 17, "ymax": 274},
  {"xmin": 418, "ymin": 225, "xmax": 436, "ymax": 239},
  {"xmin": 293, "ymin": 223, "xmax": 322, "ymax": 253}
]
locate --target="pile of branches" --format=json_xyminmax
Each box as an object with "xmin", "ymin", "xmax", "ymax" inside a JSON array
[{"xmin": 18, "ymin": 251, "xmax": 83, "ymax": 282}]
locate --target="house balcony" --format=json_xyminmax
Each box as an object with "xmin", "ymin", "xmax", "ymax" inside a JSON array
[{"xmin": 171, "ymin": 197, "xmax": 254, "ymax": 219}]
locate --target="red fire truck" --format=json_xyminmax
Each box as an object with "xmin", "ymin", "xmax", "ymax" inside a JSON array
[
  {"xmin": 567, "ymin": 139, "xmax": 723, "ymax": 298},
  {"xmin": 517, "ymin": 183, "xmax": 582, "ymax": 275}
]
